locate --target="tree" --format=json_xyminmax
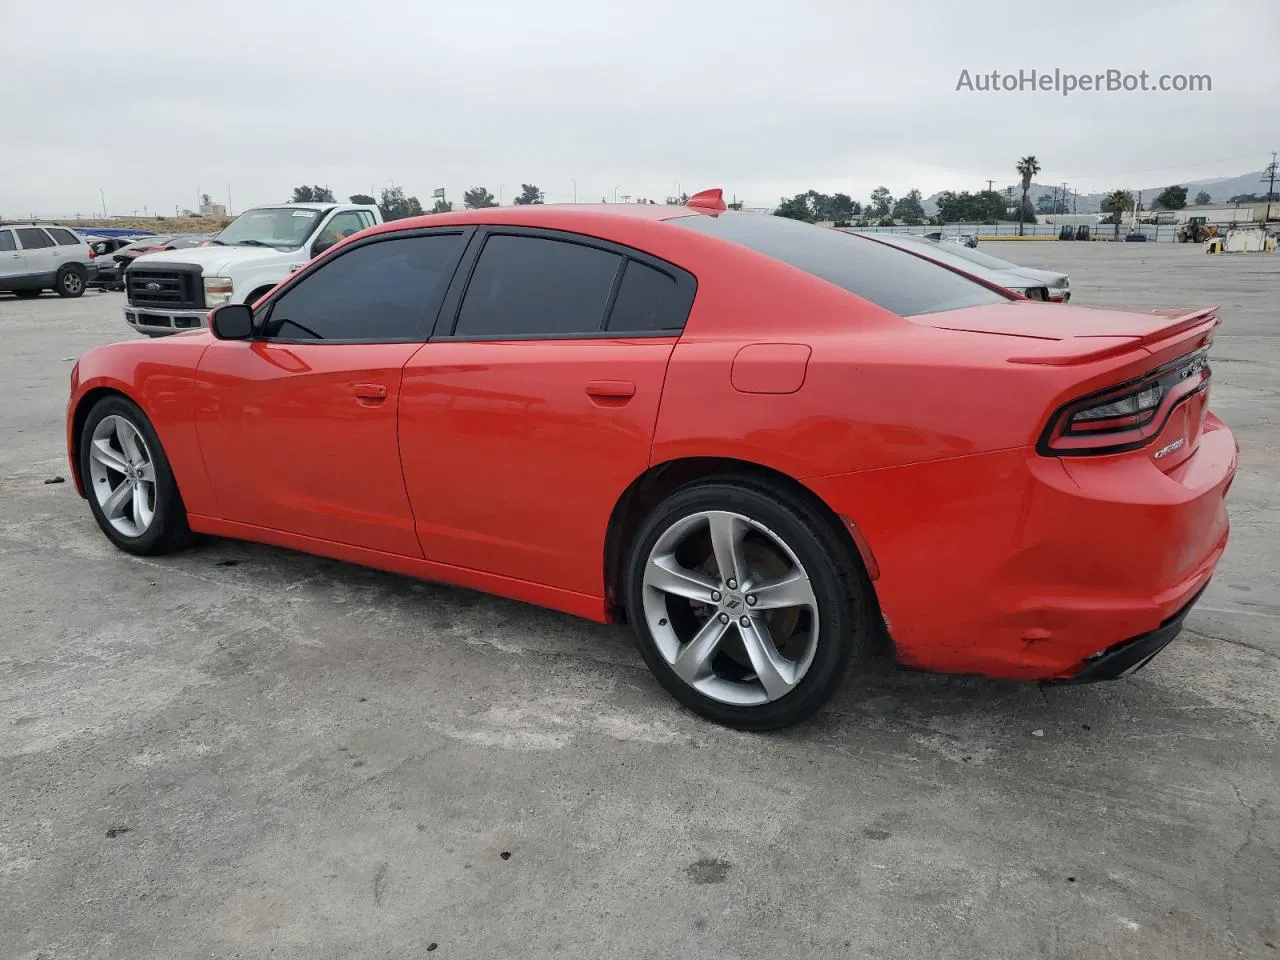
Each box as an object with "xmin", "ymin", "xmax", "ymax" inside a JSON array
[
  {"xmin": 869, "ymin": 186, "xmax": 893, "ymax": 218},
  {"xmin": 1102, "ymin": 189, "xmax": 1134, "ymax": 240},
  {"xmin": 430, "ymin": 198, "xmax": 453, "ymax": 214},
  {"xmin": 892, "ymin": 189, "xmax": 925, "ymax": 222},
  {"xmin": 291, "ymin": 185, "xmax": 335, "ymax": 203},
  {"xmin": 378, "ymin": 185, "xmax": 424, "ymax": 221},
  {"xmin": 512, "ymin": 184, "xmax": 544, "ymax": 205},
  {"xmin": 774, "ymin": 194, "xmax": 812, "ymax": 221},
  {"xmin": 727, "ymin": 201, "xmax": 743, "ymax": 211},
  {"xmin": 1154, "ymin": 185, "xmax": 1188, "ymax": 210},
  {"xmin": 463, "ymin": 186, "xmax": 497, "ymax": 209},
  {"xmin": 1015, "ymin": 155, "xmax": 1041, "ymax": 236},
  {"xmin": 349, "ymin": 194, "xmax": 376, "ymax": 205},
  {"xmin": 1194, "ymin": 190, "xmax": 1212, "ymax": 206},
  {"xmin": 935, "ymin": 190, "xmax": 1006, "ymax": 223},
  {"xmin": 829, "ymin": 192, "xmax": 857, "ymax": 221}
]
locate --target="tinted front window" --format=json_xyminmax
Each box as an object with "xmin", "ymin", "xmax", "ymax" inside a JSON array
[
  {"xmin": 607, "ymin": 260, "xmax": 687, "ymax": 332},
  {"xmin": 454, "ymin": 235, "xmax": 622, "ymax": 337},
  {"xmin": 264, "ymin": 234, "xmax": 463, "ymax": 341},
  {"xmin": 47, "ymin": 228, "xmax": 81, "ymax": 246},
  {"xmin": 16, "ymin": 228, "xmax": 55, "ymax": 250},
  {"xmin": 674, "ymin": 214, "xmax": 1009, "ymax": 316},
  {"xmin": 0, "ymin": 231, "xmax": 14, "ymax": 252}
]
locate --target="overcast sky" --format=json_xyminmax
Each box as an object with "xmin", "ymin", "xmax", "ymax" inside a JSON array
[{"xmin": 1, "ymin": 0, "xmax": 1275, "ymax": 218}]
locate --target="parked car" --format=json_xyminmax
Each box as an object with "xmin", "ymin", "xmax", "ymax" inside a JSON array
[
  {"xmin": 87, "ymin": 235, "xmax": 147, "ymax": 290},
  {"xmin": 864, "ymin": 232, "xmax": 1071, "ymax": 302},
  {"xmin": 121, "ymin": 203, "xmax": 382, "ymax": 336},
  {"xmin": 924, "ymin": 230, "xmax": 978, "ymax": 247},
  {"xmin": 0, "ymin": 223, "xmax": 95, "ymax": 298},
  {"xmin": 67, "ymin": 193, "xmax": 1235, "ymax": 729}
]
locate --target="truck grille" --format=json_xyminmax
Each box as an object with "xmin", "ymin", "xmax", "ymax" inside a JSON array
[{"xmin": 126, "ymin": 265, "xmax": 204, "ymax": 309}]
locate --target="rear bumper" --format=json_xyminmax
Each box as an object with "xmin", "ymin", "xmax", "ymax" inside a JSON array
[
  {"xmin": 1051, "ymin": 584, "xmax": 1206, "ymax": 683},
  {"xmin": 807, "ymin": 414, "xmax": 1237, "ymax": 681}
]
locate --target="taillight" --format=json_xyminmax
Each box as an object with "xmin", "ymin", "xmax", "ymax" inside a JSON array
[{"xmin": 1038, "ymin": 347, "xmax": 1211, "ymax": 456}]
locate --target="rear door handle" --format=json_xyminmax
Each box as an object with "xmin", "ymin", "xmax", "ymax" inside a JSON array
[
  {"xmin": 585, "ymin": 380, "xmax": 636, "ymax": 401},
  {"xmin": 353, "ymin": 383, "xmax": 388, "ymax": 402}
]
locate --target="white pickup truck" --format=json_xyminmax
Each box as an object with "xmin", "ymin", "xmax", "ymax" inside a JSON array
[{"xmin": 121, "ymin": 202, "xmax": 382, "ymax": 336}]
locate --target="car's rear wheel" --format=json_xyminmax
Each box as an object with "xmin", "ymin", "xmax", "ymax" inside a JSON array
[
  {"xmin": 56, "ymin": 265, "xmax": 86, "ymax": 298},
  {"xmin": 624, "ymin": 479, "xmax": 871, "ymax": 730},
  {"xmin": 79, "ymin": 395, "xmax": 190, "ymax": 555}
]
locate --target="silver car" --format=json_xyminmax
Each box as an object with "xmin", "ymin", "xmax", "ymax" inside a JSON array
[{"xmin": 857, "ymin": 233, "xmax": 1071, "ymax": 302}]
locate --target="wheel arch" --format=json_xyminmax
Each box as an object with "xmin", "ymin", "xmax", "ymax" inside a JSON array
[
  {"xmin": 602, "ymin": 456, "xmax": 882, "ymax": 629},
  {"xmin": 69, "ymin": 385, "xmax": 140, "ymax": 497}
]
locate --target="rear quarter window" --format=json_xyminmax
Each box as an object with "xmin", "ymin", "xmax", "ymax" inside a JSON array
[
  {"xmin": 673, "ymin": 214, "xmax": 1010, "ymax": 316},
  {"xmin": 47, "ymin": 228, "xmax": 82, "ymax": 246}
]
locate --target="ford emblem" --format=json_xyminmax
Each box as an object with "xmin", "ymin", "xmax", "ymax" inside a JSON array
[{"xmin": 145, "ymin": 282, "xmax": 161, "ymax": 292}]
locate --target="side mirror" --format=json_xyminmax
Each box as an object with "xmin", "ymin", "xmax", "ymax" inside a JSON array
[
  {"xmin": 210, "ymin": 303, "xmax": 254, "ymax": 340},
  {"xmin": 312, "ymin": 234, "xmax": 338, "ymax": 257}
]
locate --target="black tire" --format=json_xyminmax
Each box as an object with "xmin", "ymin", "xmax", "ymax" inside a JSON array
[
  {"xmin": 79, "ymin": 395, "xmax": 191, "ymax": 556},
  {"xmin": 13, "ymin": 289, "xmax": 41, "ymax": 299},
  {"xmin": 623, "ymin": 478, "xmax": 872, "ymax": 730},
  {"xmin": 56, "ymin": 265, "xmax": 86, "ymax": 298}
]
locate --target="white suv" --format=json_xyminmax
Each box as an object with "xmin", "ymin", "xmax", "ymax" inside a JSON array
[{"xmin": 0, "ymin": 224, "xmax": 96, "ymax": 298}]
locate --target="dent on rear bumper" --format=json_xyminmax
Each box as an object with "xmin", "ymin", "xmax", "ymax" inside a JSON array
[{"xmin": 807, "ymin": 419, "xmax": 1237, "ymax": 680}]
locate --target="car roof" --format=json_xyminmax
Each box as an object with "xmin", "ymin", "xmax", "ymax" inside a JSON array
[{"xmin": 367, "ymin": 202, "xmax": 704, "ymax": 237}]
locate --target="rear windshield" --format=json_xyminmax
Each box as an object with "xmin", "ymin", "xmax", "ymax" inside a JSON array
[
  {"xmin": 673, "ymin": 214, "xmax": 1010, "ymax": 316},
  {"xmin": 875, "ymin": 234, "xmax": 1020, "ymax": 272}
]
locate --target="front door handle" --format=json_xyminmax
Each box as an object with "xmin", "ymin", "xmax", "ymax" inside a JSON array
[
  {"xmin": 585, "ymin": 380, "xmax": 636, "ymax": 401},
  {"xmin": 353, "ymin": 383, "xmax": 388, "ymax": 403}
]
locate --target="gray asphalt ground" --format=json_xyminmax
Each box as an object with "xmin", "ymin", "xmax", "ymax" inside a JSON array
[{"xmin": 1, "ymin": 241, "xmax": 1277, "ymax": 959}]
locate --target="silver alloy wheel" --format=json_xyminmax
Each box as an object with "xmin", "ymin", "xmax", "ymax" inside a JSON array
[
  {"xmin": 641, "ymin": 510, "xmax": 820, "ymax": 706},
  {"xmin": 62, "ymin": 271, "xmax": 84, "ymax": 295},
  {"xmin": 88, "ymin": 415, "xmax": 157, "ymax": 537}
]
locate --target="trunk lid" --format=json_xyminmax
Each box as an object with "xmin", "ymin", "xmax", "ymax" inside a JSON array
[{"xmin": 911, "ymin": 302, "xmax": 1219, "ymax": 366}]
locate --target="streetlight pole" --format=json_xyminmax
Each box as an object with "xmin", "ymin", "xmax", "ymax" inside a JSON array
[
  {"xmin": 613, "ymin": 185, "xmax": 620, "ymax": 203},
  {"xmin": 570, "ymin": 179, "xmax": 577, "ymax": 203}
]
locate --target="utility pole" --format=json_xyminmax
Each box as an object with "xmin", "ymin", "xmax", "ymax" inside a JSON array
[
  {"xmin": 1263, "ymin": 152, "xmax": 1278, "ymax": 224},
  {"xmin": 1061, "ymin": 182, "xmax": 1068, "ymax": 215},
  {"xmin": 100, "ymin": 187, "xmax": 106, "ymax": 218},
  {"xmin": 986, "ymin": 179, "xmax": 994, "ymax": 194}
]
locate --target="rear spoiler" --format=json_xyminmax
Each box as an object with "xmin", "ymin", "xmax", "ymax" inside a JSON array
[{"xmin": 1007, "ymin": 307, "xmax": 1220, "ymax": 366}]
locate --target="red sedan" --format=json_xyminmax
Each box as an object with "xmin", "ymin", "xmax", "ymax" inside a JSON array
[{"xmin": 66, "ymin": 190, "xmax": 1236, "ymax": 729}]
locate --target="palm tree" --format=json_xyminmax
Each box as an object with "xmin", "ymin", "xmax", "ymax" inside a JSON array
[
  {"xmin": 1016, "ymin": 155, "xmax": 1041, "ymax": 236},
  {"xmin": 1104, "ymin": 189, "xmax": 1134, "ymax": 240}
]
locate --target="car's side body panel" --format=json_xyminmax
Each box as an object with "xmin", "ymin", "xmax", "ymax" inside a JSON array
[
  {"xmin": 399, "ymin": 337, "xmax": 677, "ymax": 597},
  {"xmin": 68, "ymin": 334, "xmax": 218, "ymax": 514},
  {"xmin": 191, "ymin": 339, "xmax": 425, "ymax": 557}
]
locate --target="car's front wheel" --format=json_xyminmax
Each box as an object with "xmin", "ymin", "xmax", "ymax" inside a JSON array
[
  {"xmin": 79, "ymin": 395, "xmax": 191, "ymax": 555},
  {"xmin": 625, "ymin": 479, "xmax": 872, "ymax": 730}
]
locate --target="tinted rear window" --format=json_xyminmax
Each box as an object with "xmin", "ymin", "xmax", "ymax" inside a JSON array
[
  {"xmin": 454, "ymin": 234, "xmax": 622, "ymax": 338},
  {"xmin": 673, "ymin": 214, "xmax": 1010, "ymax": 316},
  {"xmin": 607, "ymin": 260, "xmax": 688, "ymax": 332},
  {"xmin": 47, "ymin": 228, "xmax": 81, "ymax": 246}
]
